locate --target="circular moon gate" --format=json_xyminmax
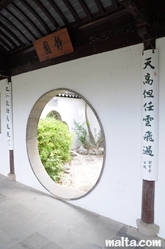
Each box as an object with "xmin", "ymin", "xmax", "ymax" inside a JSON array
[{"xmin": 26, "ymin": 89, "xmax": 105, "ymax": 200}]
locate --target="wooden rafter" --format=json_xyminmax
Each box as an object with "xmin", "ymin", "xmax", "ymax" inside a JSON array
[
  {"xmin": 1, "ymin": 22, "xmax": 24, "ymax": 46},
  {"xmin": 19, "ymin": 0, "xmax": 51, "ymax": 34},
  {"xmin": 0, "ymin": 37, "xmax": 11, "ymax": 51},
  {"xmin": 47, "ymin": 0, "xmax": 69, "ymax": 26},
  {"xmin": 12, "ymin": 2, "xmax": 43, "ymax": 37},
  {"xmin": 4, "ymin": 7, "xmax": 36, "ymax": 40},
  {"xmin": 0, "ymin": 13, "xmax": 31, "ymax": 44},
  {"xmin": 0, "ymin": 0, "xmax": 165, "ymax": 81},
  {"xmin": 78, "ymin": 0, "xmax": 92, "ymax": 20},
  {"xmin": 33, "ymin": 0, "xmax": 60, "ymax": 30},
  {"xmin": 63, "ymin": 0, "xmax": 81, "ymax": 24},
  {"xmin": 1, "ymin": 29, "xmax": 18, "ymax": 49}
]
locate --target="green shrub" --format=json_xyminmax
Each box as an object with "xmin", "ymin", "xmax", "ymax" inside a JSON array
[
  {"xmin": 73, "ymin": 120, "xmax": 88, "ymax": 146},
  {"xmin": 37, "ymin": 118, "xmax": 73, "ymax": 182},
  {"xmin": 73, "ymin": 120, "xmax": 103, "ymax": 149},
  {"xmin": 46, "ymin": 110, "xmax": 61, "ymax": 120}
]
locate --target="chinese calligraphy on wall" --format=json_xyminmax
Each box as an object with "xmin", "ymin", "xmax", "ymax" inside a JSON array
[
  {"xmin": 6, "ymin": 81, "xmax": 13, "ymax": 150},
  {"xmin": 142, "ymin": 50, "xmax": 158, "ymax": 180}
]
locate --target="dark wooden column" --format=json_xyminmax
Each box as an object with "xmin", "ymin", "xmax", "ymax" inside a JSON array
[
  {"xmin": 9, "ymin": 150, "xmax": 15, "ymax": 175},
  {"xmin": 141, "ymin": 180, "xmax": 155, "ymax": 224}
]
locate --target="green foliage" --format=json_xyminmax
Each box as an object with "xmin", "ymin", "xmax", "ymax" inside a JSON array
[
  {"xmin": 73, "ymin": 120, "xmax": 88, "ymax": 146},
  {"xmin": 46, "ymin": 111, "xmax": 61, "ymax": 120},
  {"xmin": 37, "ymin": 118, "xmax": 73, "ymax": 182},
  {"xmin": 73, "ymin": 119, "xmax": 103, "ymax": 149}
]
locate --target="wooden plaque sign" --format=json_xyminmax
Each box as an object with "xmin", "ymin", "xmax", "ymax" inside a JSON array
[{"xmin": 33, "ymin": 28, "xmax": 74, "ymax": 62}]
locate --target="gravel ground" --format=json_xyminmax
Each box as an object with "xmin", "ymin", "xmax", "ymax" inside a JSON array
[{"xmin": 69, "ymin": 153, "xmax": 104, "ymax": 192}]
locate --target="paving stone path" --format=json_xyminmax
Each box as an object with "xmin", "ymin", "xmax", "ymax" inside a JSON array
[{"xmin": 0, "ymin": 174, "xmax": 165, "ymax": 249}]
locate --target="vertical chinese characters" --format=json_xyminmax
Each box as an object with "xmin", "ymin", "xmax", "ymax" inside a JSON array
[
  {"xmin": 54, "ymin": 36, "xmax": 63, "ymax": 50},
  {"xmin": 43, "ymin": 41, "xmax": 51, "ymax": 54},
  {"xmin": 6, "ymin": 82, "xmax": 13, "ymax": 149},
  {"xmin": 142, "ymin": 51, "xmax": 158, "ymax": 180}
]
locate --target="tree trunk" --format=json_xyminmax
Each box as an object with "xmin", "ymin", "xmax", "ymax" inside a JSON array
[{"xmin": 85, "ymin": 103, "xmax": 95, "ymax": 146}]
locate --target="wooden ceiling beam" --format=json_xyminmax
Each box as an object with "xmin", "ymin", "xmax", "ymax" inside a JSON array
[
  {"xmin": 0, "ymin": 49, "xmax": 10, "ymax": 79},
  {"xmin": 78, "ymin": 8, "xmax": 129, "ymax": 30},
  {"xmin": 9, "ymin": 13, "xmax": 136, "ymax": 68},
  {"xmin": 123, "ymin": 0, "xmax": 156, "ymax": 48},
  {"xmin": 93, "ymin": 0, "xmax": 105, "ymax": 15},
  {"xmin": 123, "ymin": 0, "xmax": 144, "ymax": 21},
  {"xmin": 10, "ymin": 29, "xmax": 141, "ymax": 77},
  {"xmin": 111, "ymin": 0, "xmax": 119, "ymax": 10},
  {"xmin": 78, "ymin": 0, "xmax": 93, "ymax": 20},
  {"xmin": 1, "ymin": 0, "xmax": 164, "ymax": 81}
]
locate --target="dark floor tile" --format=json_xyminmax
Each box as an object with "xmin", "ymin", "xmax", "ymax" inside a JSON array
[
  {"xmin": 20, "ymin": 232, "xmax": 49, "ymax": 249},
  {"xmin": 40, "ymin": 241, "xmax": 63, "ymax": 249},
  {"xmin": 116, "ymin": 225, "xmax": 128, "ymax": 237}
]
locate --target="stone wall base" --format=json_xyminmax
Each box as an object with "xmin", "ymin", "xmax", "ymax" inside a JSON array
[
  {"xmin": 8, "ymin": 173, "xmax": 16, "ymax": 181},
  {"xmin": 136, "ymin": 219, "xmax": 159, "ymax": 237}
]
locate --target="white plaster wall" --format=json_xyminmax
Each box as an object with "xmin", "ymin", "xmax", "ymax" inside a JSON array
[
  {"xmin": 154, "ymin": 37, "xmax": 165, "ymax": 238},
  {"xmin": 1, "ymin": 39, "xmax": 165, "ymax": 238},
  {"xmin": 11, "ymin": 43, "xmax": 142, "ymax": 228},
  {"xmin": 0, "ymin": 79, "xmax": 10, "ymax": 176}
]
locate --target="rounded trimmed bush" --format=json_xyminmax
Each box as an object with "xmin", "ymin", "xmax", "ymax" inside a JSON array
[{"xmin": 37, "ymin": 118, "xmax": 73, "ymax": 182}]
